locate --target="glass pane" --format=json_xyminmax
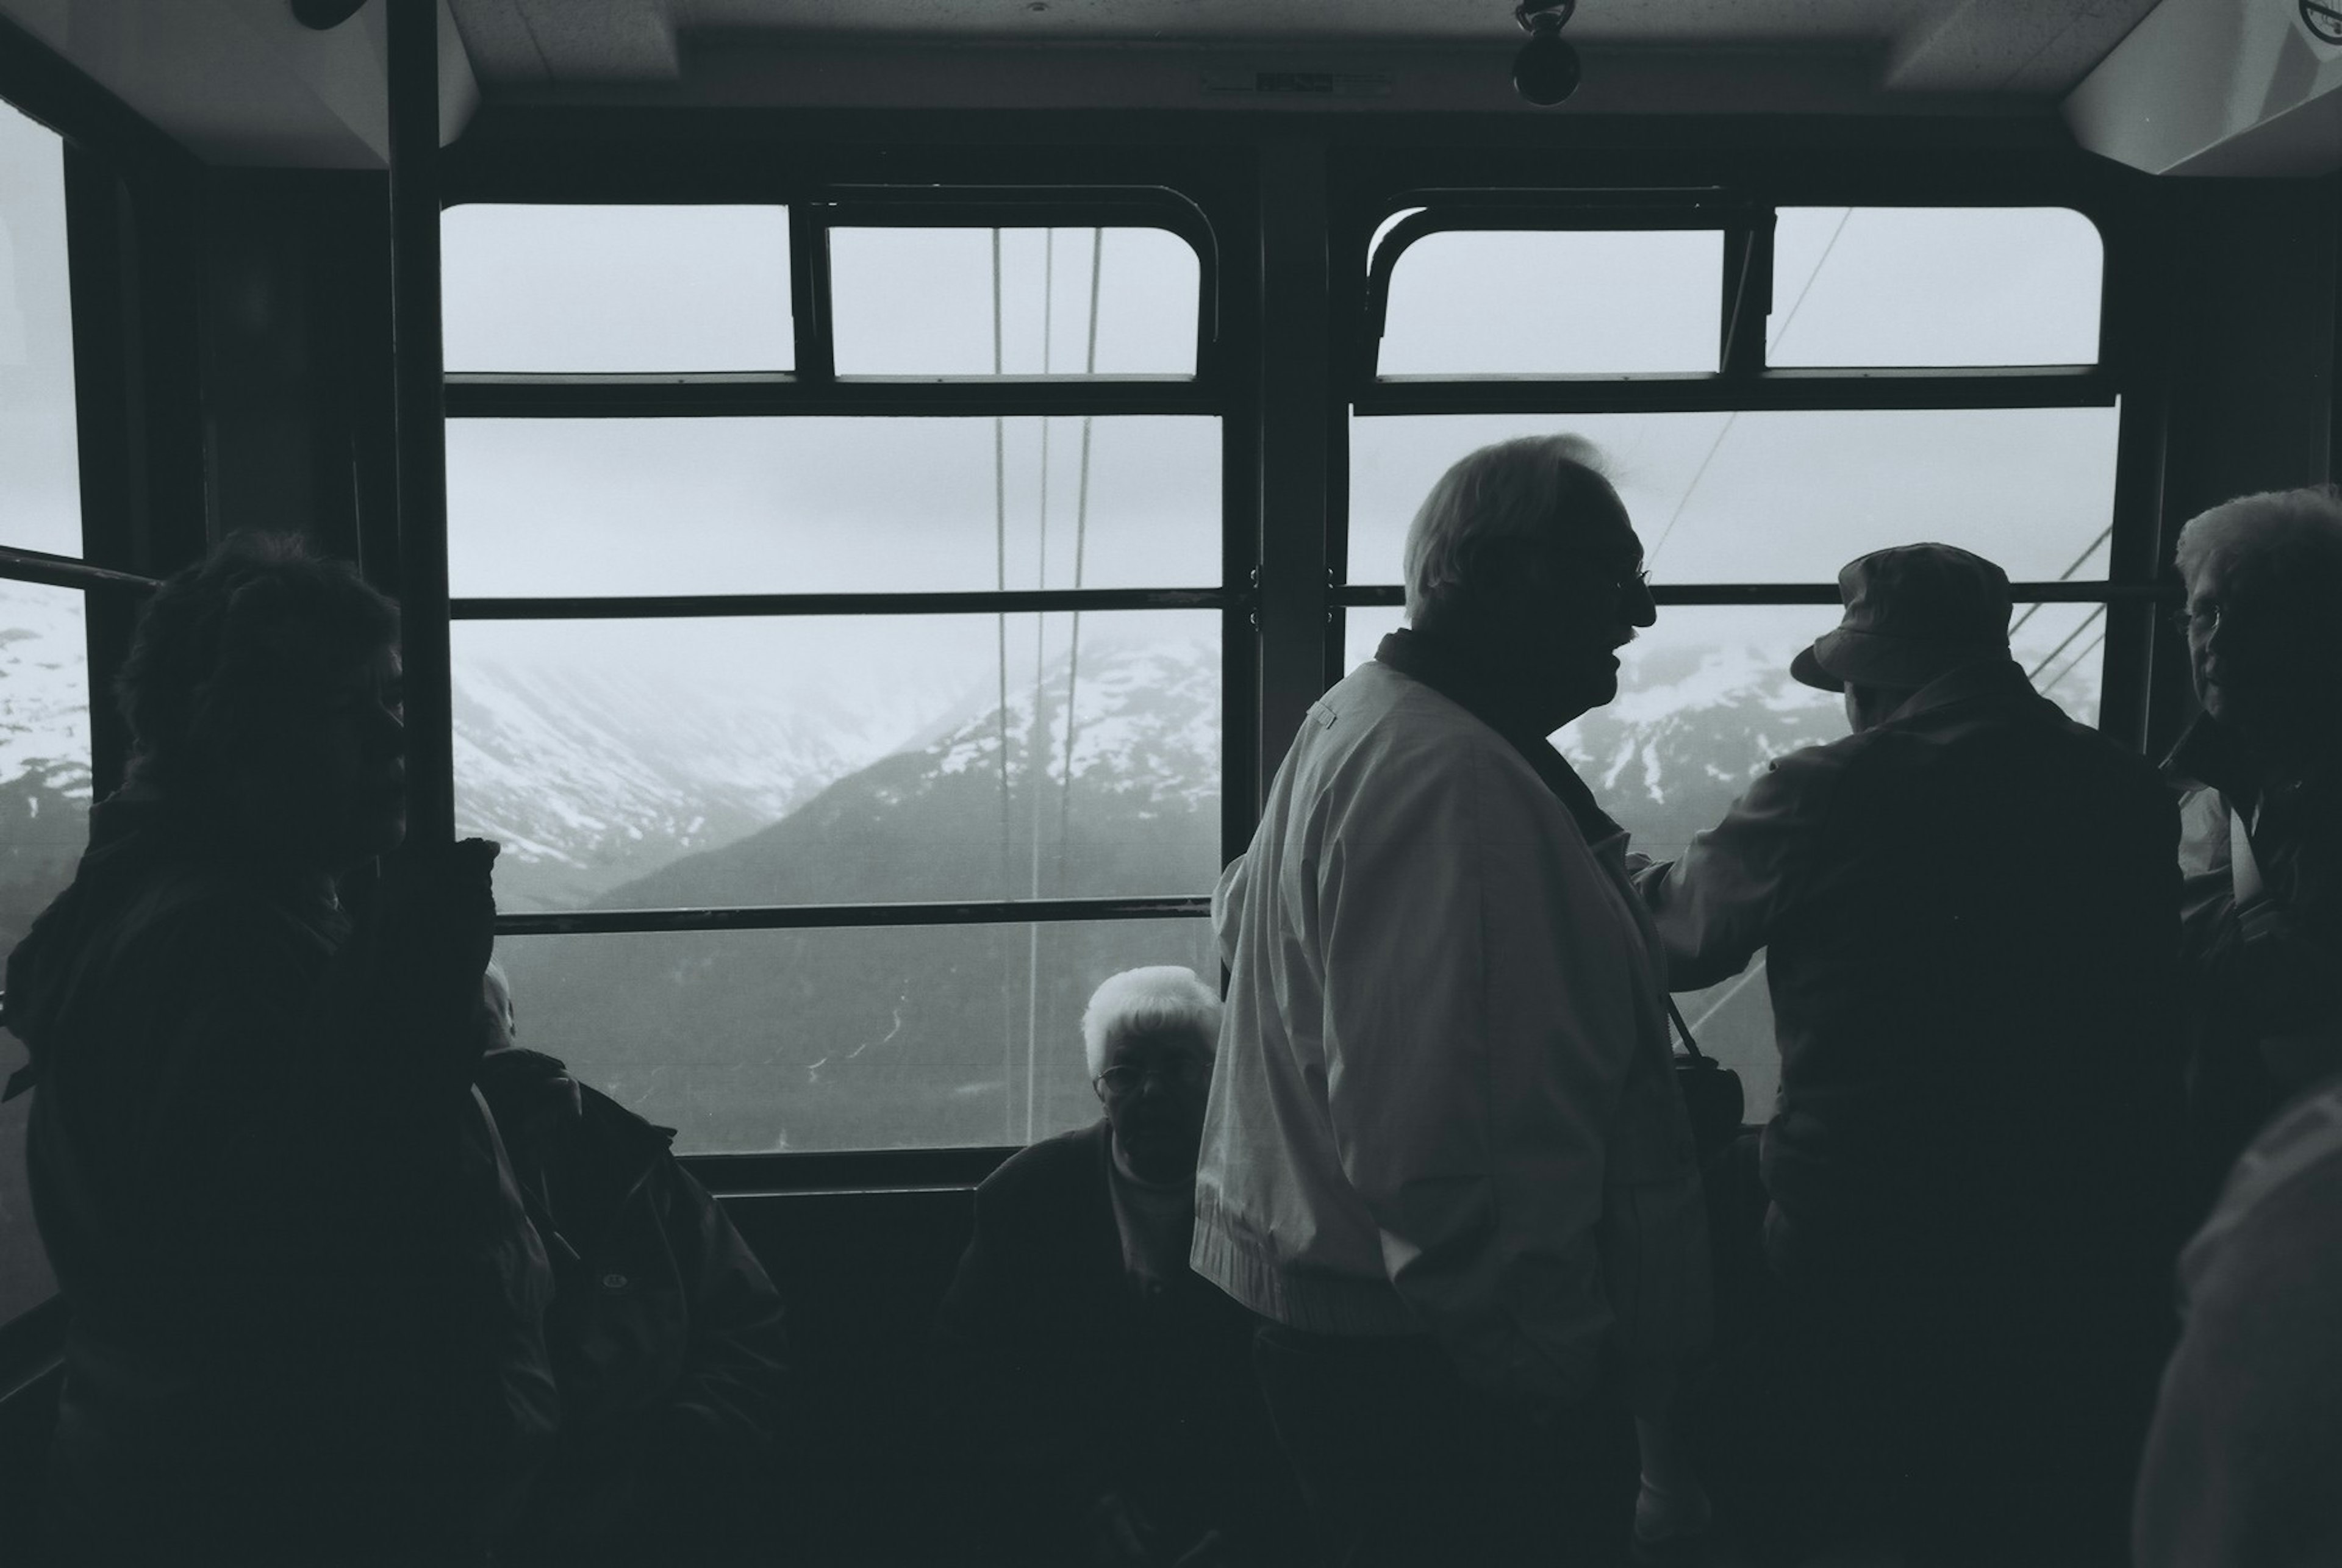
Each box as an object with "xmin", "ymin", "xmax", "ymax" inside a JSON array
[
  {"xmin": 0, "ymin": 101, "xmax": 82, "ymax": 557},
  {"xmin": 448, "ymin": 416, "xmax": 1219, "ymax": 598},
  {"xmin": 454, "ymin": 611, "xmax": 1221, "ymax": 914},
  {"xmin": 1348, "ymin": 407, "xmax": 2119, "ymax": 587},
  {"xmin": 495, "ymin": 917, "xmax": 1218, "ymax": 1154},
  {"xmin": 829, "ymin": 227, "xmax": 1198, "ymax": 377},
  {"xmin": 1379, "ymin": 229, "xmax": 1722, "ymax": 376},
  {"xmin": 1, "ymin": 579, "xmax": 92, "ymax": 1322},
  {"xmin": 441, "ymin": 204, "xmax": 792, "ymax": 373},
  {"xmin": 1769, "ymin": 207, "xmax": 2103, "ymax": 368}
]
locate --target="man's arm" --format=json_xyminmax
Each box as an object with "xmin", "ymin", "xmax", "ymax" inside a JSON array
[
  {"xmin": 1633, "ymin": 744, "xmax": 1844, "ymax": 991},
  {"xmin": 1316, "ymin": 742, "xmax": 1669, "ymax": 1406}
]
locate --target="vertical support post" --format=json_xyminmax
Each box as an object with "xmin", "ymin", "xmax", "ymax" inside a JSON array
[
  {"xmin": 1254, "ymin": 140, "xmax": 1332, "ymax": 801},
  {"xmin": 1719, "ymin": 209, "xmax": 1776, "ymax": 379},
  {"xmin": 388, "ymin": 0, "xmax": 453, "ymax": 844}
]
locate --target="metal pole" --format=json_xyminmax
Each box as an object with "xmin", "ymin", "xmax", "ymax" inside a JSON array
[{"xmin": 388, "ymin": 0, "xmax": 454, "ymax": 844}]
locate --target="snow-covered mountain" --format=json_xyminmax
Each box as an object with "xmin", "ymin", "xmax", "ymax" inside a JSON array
[
  {"xmin": 0, "ymin": 581, "xmax": 92, "ymax": 960},
  {"xmin": 453, "ymin": 652, "xmax": 964, "ymax": 911}
]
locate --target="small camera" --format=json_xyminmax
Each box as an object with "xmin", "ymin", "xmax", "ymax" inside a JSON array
[{"xmin": 1513, "ymin": 1, "xmax": 1582, "ymax": 107}]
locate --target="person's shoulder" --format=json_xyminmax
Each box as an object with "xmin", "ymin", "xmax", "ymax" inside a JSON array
[
  {"xmin": 573, "ymin": 1079, "xmax": 679, "ymax": 1161},
  {"xmin": 979, "ymin": 1122, "xmax": 1106, "ymax": 1197},
  {"xmin": 973, "ymin": 1122, "xmax": 1110, "ymax": 1231}
]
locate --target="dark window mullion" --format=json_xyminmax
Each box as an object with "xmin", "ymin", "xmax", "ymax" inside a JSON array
[
  {"xmin": 449, "ymin": 585, "xmax": 1242, "ymax": 620},
  {"xmin": 1331, "ymin": 582, "xmax": 2174, "ymax": 608},
  {"xmin": 1354, "ymin": 367, "xmax": 2116, "ymax": 417},
  {"xmin": 789, "ymin": 203, "xmax": 834, "ymax": 385},
  {"xmin": 497, "ymin": 895, "xmax": 1209, "ymax": 938},
  {"xmin": 1721, "ymin": 209, "xmax": 1778, "ymax": 378},
  {"xmin": 0, "ymin": 546, "xmax": 158, "ymax": 596},
  {"xmin": 442, "ymin": 373, "xmax": 1217, "ymax": 420}
]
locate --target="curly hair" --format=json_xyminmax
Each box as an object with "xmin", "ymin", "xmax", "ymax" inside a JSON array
[
  {"xmin": 116, "ymin": 532, "xmax": 398, "ymax": 796},
  {"xmin": 2174, "ymin": 485, "xmax": 2342, "ymax": 596}
]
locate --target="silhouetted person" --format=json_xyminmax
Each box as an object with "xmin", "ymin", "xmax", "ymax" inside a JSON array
[
  {"xmin": 2164, "ymin": 485, "xmax": 2342, "ymax": 1208},
  {"xmin": 2133, "ymin": 1068, "xmax": 2342, "ymax": 1568},
  {"xmin": 1636, "ymin": 542, "xmax": 2183, "ymax": 1565},
  {"xmin": 2, "ymin": 535, "xmax": 556, "ymax": 1565},
  {"xmin": 1195, "ymin": 435, "xmax": 1710, "ymax": 1567},
  {"xmin": 473, "ymin": 961, "xmax": 793, "ymax": 1567},
  {"xmin": 935, "ymin": 967, "xmax": 1304, "ymax": 1567}
]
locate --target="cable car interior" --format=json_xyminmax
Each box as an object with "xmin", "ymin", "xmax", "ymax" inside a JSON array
[{"xmin": 1, "ymin": 1, "xmax": 2338, "ymax": 1563}]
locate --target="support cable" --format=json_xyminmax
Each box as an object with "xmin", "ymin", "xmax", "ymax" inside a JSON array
[
  {"xmin": 2008, "ymin": 522, "xmax": 2115, "ymax": 639},
  {"xmin": 1024, "ymin": 230, "xmax": 1058, "ymax": 1144},
  {"xmin": 2025, "ymin": 601, "xmax": 2107, "ymax": 684},
  {"xmin": 991, "ymin": 227, "xmax": 1015, "ymax": 1143},
  {"xmin": 1058, "ymin": 227, "xmax": 1104, "ymax": 881}
]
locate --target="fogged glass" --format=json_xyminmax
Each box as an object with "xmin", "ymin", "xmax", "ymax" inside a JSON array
[
  {"xmin": 1, "ymin": 579, "xmax": 91, "ymax": 1322},
  {"xmin": 1769, "ymin": 207, "xmax": 2103, "ymax": 367},
  {"xmin": 829, "ymin": 227, "xmax": 1199, "ymax": 377},
  {"xmin": 494, "ymin": 917, "xmax": 1218, "ymax": 1154},
  {"xmin": 1378, "ymin": 229, "xmax": 1722, "ymax": 376},
  {"xmin": 447, "ymin": 415, "xmax": 1219, "ymax": 598},
  {"xmin": 441, "ymin": 205, "xmax": 793, "ymax": 373},
  {"xmin": 1348, "ymin": 407, "xmax": 2120, "ymax": 587},
  {"xmin": 0, "ymin": 102, "xmax": 82, "ymax": 557},
  {"xmin": 1339, "ymin": 597, "xmax": 2113, "ymax": 1112},
  {"xmin": 454, "ymin": 611, "xmax": 1220, "ymax": 914}
]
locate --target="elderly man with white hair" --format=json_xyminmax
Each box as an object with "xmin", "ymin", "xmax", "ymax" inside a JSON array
[
  {"xmin": 934, "ymin": 965, "xmax": 1304, "ymax": 1567},
  {"xmin": 1192, "ymin": 434, "xmax": 1709, "ymax": 1566},
  {"xmin": 2162, "ymin": 483, "xmax": 2342, "ymax": 1196}
]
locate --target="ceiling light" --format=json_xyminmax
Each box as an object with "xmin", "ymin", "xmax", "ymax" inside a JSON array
[{"xmin": 1513, "ymin": 0, "xmax": 1582, "ymax": 107}]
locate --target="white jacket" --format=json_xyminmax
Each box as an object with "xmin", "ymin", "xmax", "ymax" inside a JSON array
[{"xmin": 1191, "ymin": 658, "xmax": 1710, "ymax": 1409}]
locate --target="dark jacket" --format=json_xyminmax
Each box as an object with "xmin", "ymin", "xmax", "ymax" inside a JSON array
[
  {"xmin": 2133, "ymin": 1070, "xmax": 2342, "ymax": 1568},
  {"xmin": 2, "ymin": 793, "xmax": 559, "ymax": 1564},
  {"xmin": 1639, "ymin": 659, "xmax": 2185, "ymax": 1276},
  {"xmin": 472, "ymin": 1045, "xmax": 790, "ymax": 1566},
  {"xmin": 934, "ymin": 1120, "xmax": 1301, "ymax": 1566},
  {"xmin": 2166, "ymin": 715, "xmax": 2342, "ymax": 1205}
]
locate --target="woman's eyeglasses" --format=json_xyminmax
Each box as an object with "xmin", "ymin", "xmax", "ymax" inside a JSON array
[{"xmin": 1094, "ymin": 1059, "xmax": 1212, "ymax": 1097}]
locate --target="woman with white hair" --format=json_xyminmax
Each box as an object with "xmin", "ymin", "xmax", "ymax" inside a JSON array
[
  {"xmin": 2138, "ymin": 483, "xmax": 2342, "ymax": 1568},
  {"xmin": 933, "ymin": 966, "xmax": 1304, "ymax": 1566},
  {"xmin": 2163, "ymin": 483, "xmax": 2342, "ymax": 1197}
]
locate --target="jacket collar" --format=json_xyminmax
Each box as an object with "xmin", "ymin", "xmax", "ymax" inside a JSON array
[
  {"xmin": 1374, "ymin": 628, "xmax": 1625, "ymax": 849},
  {"xmin": 2164, "ymin": 710, "xmax": 2342, "ymax": 820},
  {"xmin": 1882, "ymin": 656, "xmax": 2051, "ymax": 727}
]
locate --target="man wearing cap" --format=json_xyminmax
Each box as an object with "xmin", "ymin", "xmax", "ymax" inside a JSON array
[{"xmin": 1634, "ymin": 542, "xmax": 2184, "ymax": 1565}]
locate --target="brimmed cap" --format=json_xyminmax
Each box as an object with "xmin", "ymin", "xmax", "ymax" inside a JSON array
[{"xmin": 1789, "ymin": 543, "xmax": 2014, "ymax": 692}]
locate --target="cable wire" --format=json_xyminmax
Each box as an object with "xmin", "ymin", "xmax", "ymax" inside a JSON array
[{"xmin": 990, "ymin": 227, "xmax": 1015, "ymax": 1142}]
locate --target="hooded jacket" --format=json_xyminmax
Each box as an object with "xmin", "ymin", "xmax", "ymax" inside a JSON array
[
  {"xmin": 470, "ymin": 1044, "xmax": 791, "ymax": 1566},
  {"xmin": 3, "ymin": 793, "xmax": 559, "ymax": 1564}
]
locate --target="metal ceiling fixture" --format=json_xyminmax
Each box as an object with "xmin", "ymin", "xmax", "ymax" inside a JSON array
[{"xmin": 1513, "ymin": 0, "xmax": 1582, "ymax": 106}]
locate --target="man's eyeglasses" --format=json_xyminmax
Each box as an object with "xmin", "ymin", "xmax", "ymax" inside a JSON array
[{"xmin": 1093, "ymin": 1059, "xmax": 1212, "ymax": 1097}]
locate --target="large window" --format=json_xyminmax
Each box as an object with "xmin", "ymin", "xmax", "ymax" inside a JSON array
[
  {"xmin": 1342, "ymin": 201, "xmax": 2130, "ymax": 1115},
  {"xmin": 441, "ymin": 199, "xmax": 1232, "ymax": 1155},
  {"xmin": 0, "ymin": 99, "xmax": 88, "ymax": 1326}
]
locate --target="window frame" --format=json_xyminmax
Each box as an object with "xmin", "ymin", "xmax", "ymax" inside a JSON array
[
  {"xmin": 1330, "ymin": 175, "xmax": 2170, "ymax": 751},
  {"xmin": 0, "ymin": 23, "xmax": 199, "ymax": 1351},
  {"xmin": 437, "ymin": 180, "xmax": 1252, "ymax": 1170}
]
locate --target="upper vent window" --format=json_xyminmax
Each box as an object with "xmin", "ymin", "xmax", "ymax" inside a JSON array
[
  {"xmin": 442, "ymin": 204, "xmax": 794, "ymax": 373},
  {"xmin": 1767, "ymin": 207, "xmax": 2104, "ymax": 368}
]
